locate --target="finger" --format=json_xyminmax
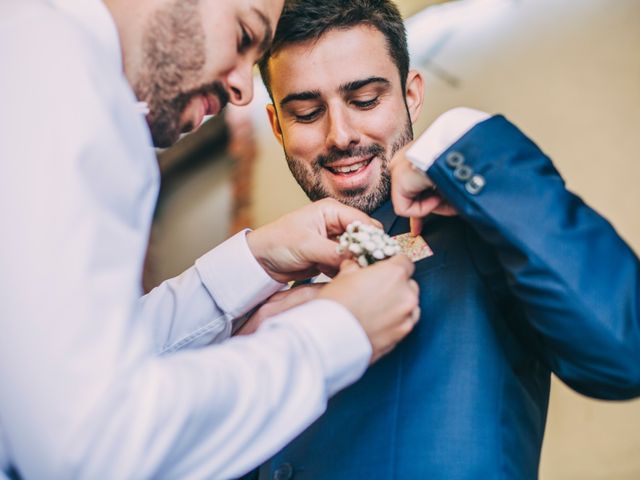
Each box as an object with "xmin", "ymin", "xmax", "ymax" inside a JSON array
[
  {"xmin": 390, "ymin": 316, "xmax": 417, "ymax": 344},
  {"xmin": 294, "ymin": 283, "xmax": 323, "ymax": 293},
  {"xmin": 371, "ymin": 218, "xmax": 384, "ymax": 229},
  {"xmin": 411, "ymin": 306, "xmax": 421, "ymax": 324},
  {"xmin": 408, "ymin": 279, "xmax": 419, "ymax": 295},
  {"xmin": 287, "ymin": 267, "xmax": 322, "ymax": 282},
  {"xmin": 371, "ymin": 342, "xmax": 397, "ymax": 364},
  {"xmin": 339, "ymin": 259, "xmax": 361, "ymax": 274},
  {"xmin": 318, "ymin": 198, "xmax": 381, "ymax": 236},
  {"xmin": 268, "ymin": 285, "xmax": 313, "ymax": 303},
  {"xmin": 391, "ymin": 161, "xmax": 439, "ymax": 219},
  {"xmin": 432, "ymin": 200, "xmax": 458, "ymax": 217},
  {"xmin": 278, "ymin": 287, "xmax": 320, "ymax": 311},
  {"xmin": 383, "ymin": 253, "xmax": 415, "ymax": 277},
  {"xmin": 268, "ymin": 289, "xmax": 294, "ymax": 303},
  {"xmin": 391, "ymin": 160, "xmax": 433, "ymax": 197},
  {"xmin": 392, "ymin": 187, "xmax": 442, "ymax": 219},
  {"xmin": 236, "ymin": 313, "xmax": 263, "ymax": 336},
  {"xmin": 410, "ymin": 217, "xmax": 423, "ymax": 237},
  {"xmin": 300, "ymin": 236, "xmax": 344, "ymax": 271}
]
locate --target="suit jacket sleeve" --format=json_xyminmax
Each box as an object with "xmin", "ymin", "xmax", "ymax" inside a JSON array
[{"xmin": 426, "ymin": 115, "xmax": 640, "ymax": 399}]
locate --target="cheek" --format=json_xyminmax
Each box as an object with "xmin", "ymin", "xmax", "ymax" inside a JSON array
[
  {"xmin": 201, "ymin": 27, "xmax": 237, "ymax": 80},
  {"xmin": 362, "ymin": 104, "xmax": 408, "ymax": 142},
  {"xmin": 282, "ymin": 123, "xmax": 326, "ymax": 162}
]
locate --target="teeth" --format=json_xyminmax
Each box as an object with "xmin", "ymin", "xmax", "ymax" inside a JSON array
[{"xmin": 331, "ymin": 160, "xmax": 368, "ymax": 174}]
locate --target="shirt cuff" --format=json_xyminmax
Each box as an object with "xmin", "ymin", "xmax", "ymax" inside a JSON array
[
  {"xmin": 406, "ymin": 107, "xmax": 491, "ymax": 172},
  {"xmin": 195, "ymin": 230, "xmax": 285, "ymax": 318},
  {"xmin": 267, "ymin": 299, "xmax": 372, "ymax": 397}
]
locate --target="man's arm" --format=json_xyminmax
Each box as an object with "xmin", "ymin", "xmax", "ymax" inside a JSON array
[
  {"xmin": 139, "ymin": 230, "xmax": 285, "ymax": 353},
  {"xmin": 393, "ymin": 109, "xmax": 640, "ymax": 399}
]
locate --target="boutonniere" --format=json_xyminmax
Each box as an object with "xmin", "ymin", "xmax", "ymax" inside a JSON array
[{"xmin": 337, "ymin": 221, "xmax": 402, "ymax": 267}]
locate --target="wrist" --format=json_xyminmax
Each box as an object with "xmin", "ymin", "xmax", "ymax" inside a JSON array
[
  {"xmin": 407, "ymin": 107, "xmax": 491, "ymax": 172},
  {"xmin": 246, "ymin": 229, "xmax": 285, "ymax": 283}
]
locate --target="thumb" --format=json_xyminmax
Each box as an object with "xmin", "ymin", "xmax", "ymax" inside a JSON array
[
  {"xmin": 318, "ymin": 198, "xmax": 382, "ymax": 237},
  {"xmin": 303, "ymin": 237, "xmax": 343, "ymax": 270},
  {"xmin": 339, "ymin": 259, "xmax": 361, "ymax": 274}
]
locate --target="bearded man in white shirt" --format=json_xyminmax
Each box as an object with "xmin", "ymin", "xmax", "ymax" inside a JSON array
[{"xmin": 0, "ymin": 0, "xmax": 421, "ymax": 479}]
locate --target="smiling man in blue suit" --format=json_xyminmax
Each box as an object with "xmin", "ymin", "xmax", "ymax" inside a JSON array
[{"xmin": 241, "ymin": 0, "xmax": 640, "ymax": 478}]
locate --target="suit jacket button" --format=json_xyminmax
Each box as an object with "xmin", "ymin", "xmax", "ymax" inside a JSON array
[
  {"xmin": 454, "ymin": 164, "xmax": 473, "ymax": 181},
  {"xmin": 273, "ymin": 463, "xmax": 294, "ymax": 480},
  {"xmin": 466, "ymin": 174, "xmax": 486, "ymax": 194},
  {"xmin": 445, "ymin": 151, "xmax": 465, "ymax": 168}
]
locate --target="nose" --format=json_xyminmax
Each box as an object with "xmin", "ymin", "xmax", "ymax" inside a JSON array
[
  {"xmin": 226, "ymin": 60, "xmax": 255, "ymax": 106},
  {"xmin": 326, "ymin": 106, "xmax": 360, "ymax": 151}
]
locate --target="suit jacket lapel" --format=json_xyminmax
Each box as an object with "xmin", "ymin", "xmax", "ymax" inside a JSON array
[{"xmin": 371, "ymin": 200, "xmax": 401, "ymax": 234}]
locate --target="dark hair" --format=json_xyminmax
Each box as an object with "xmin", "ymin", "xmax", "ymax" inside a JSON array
[{"xmin": 258, "ymin": 0, "xmax": 409, "ymax": 99}]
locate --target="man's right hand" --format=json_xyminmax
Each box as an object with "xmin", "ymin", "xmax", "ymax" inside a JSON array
[
  {"xmin": 391, "ymin": 143, "xmax": 457, "ymax": 235},
  {"xmin": 318, "ymin": 255, "xmax": 420, "ymax": 364},
  {"xmin": 246, "ymin": 198, "xmax": 382, "ymax": 283}
]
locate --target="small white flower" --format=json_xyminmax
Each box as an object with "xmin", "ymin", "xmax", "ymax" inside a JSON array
[
  {"xmin": 349, "ymin": 244, "xmax": 364, "ymax": 255},
  {"xmin": 336, "ymin": 221, "xmax": 401, "ymax": 267},
  {"xmin": 384, "ymin": 245, "xmax": 398, "ymax": 256},
  {"xmin": 347, "ymin": 221, "xmax": 361, "ymax": 234}
]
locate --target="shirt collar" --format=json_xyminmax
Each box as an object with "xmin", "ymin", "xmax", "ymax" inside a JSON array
[{"xmin": 49, "ymin": 0, "xmax": 123, "ymax": 73}]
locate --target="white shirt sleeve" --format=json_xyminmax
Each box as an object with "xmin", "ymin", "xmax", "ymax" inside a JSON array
[
  {"xmin": 141, "ymin": 230, "xmax": 284, "ymax": 353},
  {"xmin": 406, "ymin": 107, "xmax": 491, "ymax": 171},
  {"xmin": 0, "ymin": 9, "xmax": 371, "ymax": 480}
]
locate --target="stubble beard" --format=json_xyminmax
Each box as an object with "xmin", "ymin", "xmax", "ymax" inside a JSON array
[
  {"xmin": 285, "ymin": 118, "xmax": 414, "ymax": 214},
  {"xmin": 132, "ymin": 0, "xmax": 227, "ymax": 148}
]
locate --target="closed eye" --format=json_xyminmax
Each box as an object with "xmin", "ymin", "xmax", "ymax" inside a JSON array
[
  {"xmin": 239, "ymin": 25, "xmax": 253, "ymax": 52},
  {"xmin": 352, "ymin": 97, "xmax": 380, "ymax": 109},
  {"xmin": 295, "ymin": 108, "xmax": 324, "ymax": 123}
]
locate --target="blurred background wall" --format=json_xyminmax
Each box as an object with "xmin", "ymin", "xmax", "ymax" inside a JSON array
[{"xmin": 150, "ymin": 0, "xmax": 640, "ymax": 477}]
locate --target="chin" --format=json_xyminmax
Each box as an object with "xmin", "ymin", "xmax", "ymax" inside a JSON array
[{"xmin": 152, "ymin": 133, "xmax": 179, "ymax": 149}]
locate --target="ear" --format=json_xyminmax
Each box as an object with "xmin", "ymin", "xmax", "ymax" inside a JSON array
[
  {"xmin": 266, "ymin": 103, "xmax": 284, "ymax": 146},
  {"xmin": 405, "ymin": 69, "xmax": 425, "ymax": 125}
]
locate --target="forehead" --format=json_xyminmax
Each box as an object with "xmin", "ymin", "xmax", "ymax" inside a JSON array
[
  {"xmin": 268, "ymin": 24, "xmax": 399, "ymax": 99},
  {"xmin": 216, "ymin": 0, "xmax": 282, "ymax": 31},
  {"xmin": 252, "ymin": 0, "xmax": 283, "ymax": 30}
]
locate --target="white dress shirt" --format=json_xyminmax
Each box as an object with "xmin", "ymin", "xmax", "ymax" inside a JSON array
[{"xmin": 0, "ymin": 1, "xmax": 371, "ymax": 479}]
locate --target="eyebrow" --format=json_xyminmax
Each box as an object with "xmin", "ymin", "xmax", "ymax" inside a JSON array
[
  {"xmin": 339, "ymin": 76, "xmax": 391, "ymax": 94},
  {"xmin": 280, "ymin": 90, "xmax": 322, "ymax": 108},
  {"xmin": 279, "ymin": 76, "xmax": 391, "ymax": 109},
  {"xmin": 252, "ymin": 7, "xmax": 273, "ymax": 56}
]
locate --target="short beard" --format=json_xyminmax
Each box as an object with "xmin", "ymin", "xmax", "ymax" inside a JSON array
[
  {"xmin": 133, "ymin": 0, "xmax": 228, "ymax": 148},
  {"xmin": 285, "ymin": 118, "xmax": 414, "ymax": 214}
]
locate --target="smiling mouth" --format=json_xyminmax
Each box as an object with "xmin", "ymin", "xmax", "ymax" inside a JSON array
[
  {"xmin": 325, "ymin": 157, "xmax": 373, "ymax": 175},
  {"xmin": 203, "ymin": 94, "xmax": 223, "ymax": 117}
]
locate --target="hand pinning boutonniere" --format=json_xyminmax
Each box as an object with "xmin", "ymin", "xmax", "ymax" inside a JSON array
[{"xmin": 337, "ymin": 221, "xmax": 402, "ymax": 267}]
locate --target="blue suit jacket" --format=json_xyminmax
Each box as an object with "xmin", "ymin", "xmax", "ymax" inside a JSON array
[{"xmin": 255, "ymin": 116, "xmax": 640, "ymax": 480}]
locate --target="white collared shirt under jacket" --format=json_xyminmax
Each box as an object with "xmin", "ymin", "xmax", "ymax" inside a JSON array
[{"xmin": 0, "ymin": 1, "xmax": 371, "ymax": 478}]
